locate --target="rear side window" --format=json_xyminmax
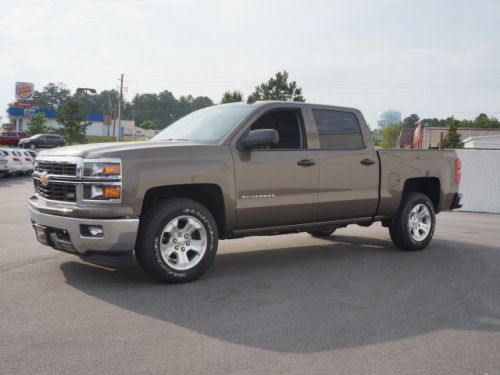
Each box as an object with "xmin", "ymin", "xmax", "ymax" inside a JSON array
[{"xmin": 312, "ymin": 109, "xmax": 364, "ymax": 150}]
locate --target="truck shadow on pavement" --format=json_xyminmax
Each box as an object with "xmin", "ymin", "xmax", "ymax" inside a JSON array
[{"xmin": 60, "ymin": 234, "xmax": 500, "ymax": 353}]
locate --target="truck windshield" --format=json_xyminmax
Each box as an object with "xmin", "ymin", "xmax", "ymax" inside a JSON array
[{"xmin": 152, "ymin": 105, "xmax": 253, "ymax": 143}]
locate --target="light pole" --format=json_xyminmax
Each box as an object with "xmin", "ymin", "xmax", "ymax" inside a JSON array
[{"xmin": 76, "ymin": 87, "xmax": 96, "ymax": 143}]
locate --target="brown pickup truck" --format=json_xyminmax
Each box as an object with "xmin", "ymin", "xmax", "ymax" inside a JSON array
[{"xmin": 29, "ymin": 101, "xmax": 462, "ymax": 283}]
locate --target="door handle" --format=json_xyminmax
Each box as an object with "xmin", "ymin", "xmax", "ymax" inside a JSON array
[
  {"xmin": 360, "ymin": 158, "xmax": 376, "ymax": 166},
  {"xmin": 297, "ymin": 159, "xmax": 316, "ymax": 167}
]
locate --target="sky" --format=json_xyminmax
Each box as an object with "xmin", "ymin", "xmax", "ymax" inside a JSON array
[{"xmin": 1, "ymin": 0, "xmax": 500, "ymax": 127}]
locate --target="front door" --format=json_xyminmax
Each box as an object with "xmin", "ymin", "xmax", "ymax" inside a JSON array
[{"xmin": 232, "ymin": 108, "xmax": 318, "ymax": 229}]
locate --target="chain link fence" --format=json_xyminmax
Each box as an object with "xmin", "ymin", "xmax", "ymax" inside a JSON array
[{"xmin": 455, "ymin": 149, "xmax": 500, "ymax": 213}]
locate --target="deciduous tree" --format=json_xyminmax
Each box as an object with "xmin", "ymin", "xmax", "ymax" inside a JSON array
[
  {"xmin": 26, "ymin": 113, "xmax": 49, "ymax": 136},
  {"xmin": 33, "ymin": 83, "xmax": 71, "ymax": 110},
  {"xmin": 56, "ymin": 99, "xmax": 85, "ymax": 145},
  {"xmin": 379, "ymin": 124, "xmax": 402, "ymax": 148},
  {"xmin": 402, "ymin": 114, "xmax": 420, "ymax": 128}
]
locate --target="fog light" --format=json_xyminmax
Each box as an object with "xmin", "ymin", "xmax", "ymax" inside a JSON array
[{"xmin": 81, "ymin": 224, "xmax": 103, "ymax": 237}]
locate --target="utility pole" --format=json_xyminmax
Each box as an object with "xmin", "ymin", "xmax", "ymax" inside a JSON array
[
  {"xmin": 116, "ymin": 73, "xmax": 124, "ymax": 142},
  {"xmin": 76, "ymin": 87, "xmax": 96, "ymax": 143}
]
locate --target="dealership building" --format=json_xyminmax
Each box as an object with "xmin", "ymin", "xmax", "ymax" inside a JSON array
[
  {"xmin": 6, "ymin": 106, "xmax": 156, "ymax": 138},
  {"xmin": 6, "ymin": 106, "xmax": 112, "ymax": 136}
]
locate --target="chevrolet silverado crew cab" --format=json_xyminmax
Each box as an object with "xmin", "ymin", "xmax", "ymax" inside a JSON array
[{"xmin": 29, "ymin": 101, "xmax": 462, "ymax": 283}]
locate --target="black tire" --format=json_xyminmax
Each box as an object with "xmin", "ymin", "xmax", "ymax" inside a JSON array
[
  {"xmin": 308, "ymin": 228, "xmax": 336, "ymax": 238},
  {"xmin": 389, "ymin": 192, "xmax": 435, "ymax": 251},
  {"xmin": 29, "ymin": 143, "xmax": 36, "ymax": 150},
  {"xmin": 135, "ymin": 198, "xmax": 218, "ymax": 283}
]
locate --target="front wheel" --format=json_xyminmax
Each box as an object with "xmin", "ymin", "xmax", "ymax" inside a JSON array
[
  {"xmin": 29, "ymin": 143, "xmax": 36, "ymax": 150},
  {"xmin": 389, "ymin": 192, "xmax": 435, "ymax": 251},
  {"xmin": 135, "ymin": 198, "xmax": 218, "ymax": 283}
]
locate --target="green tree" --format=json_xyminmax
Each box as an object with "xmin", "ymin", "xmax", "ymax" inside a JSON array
[
  {"xmin": 192, "ymin": 96, "xmax": 214, "ymax": 111},
  {"xmin": 379, "ymin": 124, "xmax": 402, "ymax": 148},
  {"xmin": 402, "ymin": 114, "xmax": 420, "ymax": 128},
  {"xmin": 33, "ymin": 83, "xmax": 71, "ymax": 110},
  {"xmin": 443, "ymin": 117, "xmax": 463, "ymax": 149},
  {"xmin": 422, "ymin": 118, "xmax": 447, "ymax": 127},
  {"xmin": 26, "ymin": 113, "xmax": 49, "ymax": 136},
  {"xmin": 56, "ymin": 99, "xmax": 85, "ymax": 145},
  {"xmin": 139, "ymin": 120, "xmax": 157, "ymax": 130},
  {"xmin": 221, "ymin": 90, "xmax": 243, "ymax": 104},
  {"xmin": 248, "ymin": 71, "xmax": 305, "ymax": 102}
]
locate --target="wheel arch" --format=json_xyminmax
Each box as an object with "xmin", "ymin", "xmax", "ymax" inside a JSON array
[
  {"xmin": 402, "ymin": 177, "xmax": 441, "ymax": 211},
  {"xmin": 141, "ymin": 184, "xmax": 226, "ymax": 239}
]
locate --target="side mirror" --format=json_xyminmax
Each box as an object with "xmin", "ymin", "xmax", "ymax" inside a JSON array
[{"xmin": 239, "ymin": 129, "xmax": 279, "ymax": 150}]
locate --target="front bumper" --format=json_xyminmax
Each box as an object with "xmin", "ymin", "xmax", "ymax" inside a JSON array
[{"xmin": 29, "ymin": 205, "xmax": 139, "ymax": 255}]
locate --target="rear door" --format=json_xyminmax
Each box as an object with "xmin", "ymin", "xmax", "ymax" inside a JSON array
[
  {"xmin": 308, "ymin": 107, "xmax": 379, "ymax": 221},
  {"xmin": 232, "ymin": 106, "xmax": 319, "ymax": 229}
]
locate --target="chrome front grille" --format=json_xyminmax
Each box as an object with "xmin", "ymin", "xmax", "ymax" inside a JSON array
[
  {"xmin": 33, "ymin": 156, "xmax": 122, "ymax": 204},
  {"xmin": 34, "ymin": 179, "xmax": 77, "ymax": 202},
  {"xmin": 36, "ymin": 161, "xmax": 77, "ymax": 176}
]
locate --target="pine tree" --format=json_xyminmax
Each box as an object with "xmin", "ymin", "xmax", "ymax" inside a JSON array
[{"xmin": 442, "ymin": 117, "xmax": 463, "ymax": 149}]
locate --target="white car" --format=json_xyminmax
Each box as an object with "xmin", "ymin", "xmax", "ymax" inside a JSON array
[
  {"xmin": 0, "ymin": 148, "xmax": 24, "ymax": 175},
  {"xmin": 0, "ymin": 150, "xmax": 9, "ymax": 177},
  {"xmin": 19, "ymin": 149, "xmax": 35, "ymax": 174}
]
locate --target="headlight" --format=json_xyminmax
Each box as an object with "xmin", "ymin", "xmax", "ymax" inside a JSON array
[
  {"xmin": 82, "ymin": 158, "xmax": 122, "ymax": 203},
  {"xmin": 83, "ymin": 184, "xmax": 121, "ymax": 201},
  {"xmin": 83, "ymin": 160, "xmax": 121, "ymax": 178}
]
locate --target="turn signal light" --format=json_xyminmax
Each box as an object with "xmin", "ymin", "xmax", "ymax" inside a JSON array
[
  {"xmin": 103, "ymin": 164, "xmax": 121, "ymax": 176},
  {"xmin": 103, "ymin": 186, "xmax": 121, "ymax": 199}
]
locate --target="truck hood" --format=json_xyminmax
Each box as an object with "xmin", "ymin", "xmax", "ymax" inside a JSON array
[{"xmin": 37, "ymin": 140, "xmax": 202, "ymax": 159}]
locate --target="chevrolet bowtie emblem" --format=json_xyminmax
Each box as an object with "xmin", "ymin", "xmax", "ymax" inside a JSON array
[{"xmin": 39, "ymin": 171, "xmax": 50, "ymax": 187}]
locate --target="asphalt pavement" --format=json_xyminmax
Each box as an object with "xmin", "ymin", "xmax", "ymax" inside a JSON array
[{"xmin": 1, "ymin": 176, "xmax": 500, "ymax": 375}]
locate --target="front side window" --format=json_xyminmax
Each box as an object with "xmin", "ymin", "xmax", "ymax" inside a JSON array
[
  {"xmin": 313, "ymin": 109, "xmax": 364, "ymax": 150},
  {"xmin": 250, "ymin": 109, "xmax": 304, "ymax": 149}
]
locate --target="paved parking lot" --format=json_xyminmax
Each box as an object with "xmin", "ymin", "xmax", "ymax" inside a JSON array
[{"xmin": 1, "ymin": 176, "xmax": 500, "ymax": 374}]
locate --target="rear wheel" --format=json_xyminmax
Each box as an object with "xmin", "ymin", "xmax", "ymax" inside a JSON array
[
  {"xmin": 135, "ymin": 198, "xmax": 218, "ymax": 283},
  {"xmin": 308, "ymin": 228, "xmax": 336, "ymax": 238},
  {"xmin": 389, "ymin": 192, "xmax": 435, "ymax": 251}
]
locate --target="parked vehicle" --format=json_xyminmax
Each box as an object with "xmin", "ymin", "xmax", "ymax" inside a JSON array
[
  {"xmin": 0, "ymin": 150, "xmax": 9, "ymax": 177},
  {"xmin": 0, "ymin": 132, "xmax": 27, "ymax": 146},
  {"xmin": 19, "ymin": 150, "xmax": 35, "ymax": 174},
  {"xmin": 0, "ymin": 148, "xmax": 24, "ymax": 175},
  {"xmin": 26, "ymin": 150, "xmax": 38, "ymax": 159},
  {"xmin": 19, "ymin": 134, "xmax": 65, "ymax": 149},
  {"xmin": 29, "ymin": 101, "xmax": 462, "ymax": 283}
]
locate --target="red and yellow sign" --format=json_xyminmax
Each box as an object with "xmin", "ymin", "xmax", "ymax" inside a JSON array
[{"xmin": 15, "ymin": 82, "xmax": 34, "ymax": 101}]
